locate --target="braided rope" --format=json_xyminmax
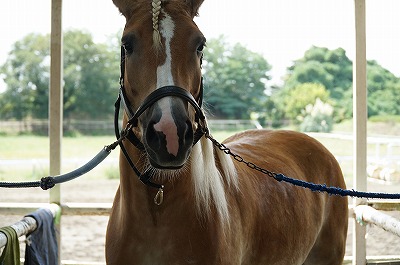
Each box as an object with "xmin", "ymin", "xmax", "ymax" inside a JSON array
[{"xmin": 152, "ymin": 0, "xmax": 163, "ymax": 49}]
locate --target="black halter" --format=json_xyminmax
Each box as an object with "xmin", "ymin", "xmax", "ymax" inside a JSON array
[{"xmin": 114, "ymin": 46, "xmax": 207, "ymax": 190}]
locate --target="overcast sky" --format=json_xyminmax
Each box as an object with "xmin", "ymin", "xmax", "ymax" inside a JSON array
[{"xmin": 1, "ymin": 0, "xmax": 400, "ymax": 87}]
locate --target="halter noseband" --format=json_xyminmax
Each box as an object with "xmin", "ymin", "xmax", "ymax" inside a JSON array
[{"xmin": 114, "ymin": 46, "xmax": 207, "ymax": 190}]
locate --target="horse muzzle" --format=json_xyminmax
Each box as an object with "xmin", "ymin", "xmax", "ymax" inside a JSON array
[
  {"xmin": 143, "ymin": 96, "xmax": 194, "ymax": 169},
  {"xmin": 121, "ymin": 85, "xmax": 206, "ymax": 170}
]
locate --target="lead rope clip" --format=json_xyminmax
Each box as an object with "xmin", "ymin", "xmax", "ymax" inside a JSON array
[{"xmin": 154, "ymin": 186, "xmax": 164, "ymax": 206}]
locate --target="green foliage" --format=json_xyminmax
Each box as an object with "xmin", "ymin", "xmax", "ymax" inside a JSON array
[
  {"xmin": 202, "ymin": 36, "xmax": 271, "ymax": 119},
  {"xmin": 299, "ymin": 98, "xmax": 334, "ymax": 132},
  {"xmin": 258, "ymin": 97, "xmax": 285, "ymax": 128},
  {"xmin": 367, "ymin": 60, "xmax": 400, "ymax": 116},
  {"xmin": 3, "ymin": 33, "xmax": 400, "ymax": 126},
  {"xmin": 285, "ymin": 46, "xmax": 353, "ymax": 100},
  {"xmin": 0, "ymin": 33, "xmax": 50, "ymax": 119},
  {"xmin": 281, "ymin": 46, "xmax": 400, "ymax": 122},
  {"xmin": 63, "ymin": 30, "xmax": 119, "ymax": 120},
  {"xmin": 277, "ymin": 46, "xmax": 354, "ymax": 123},
  {"xmin": 0, "ymin": 30, "xmax": 119, "ymax": 121},
  {"xmin": 283, "ymin": 83, "xmax": 330, "ymax": 121}
]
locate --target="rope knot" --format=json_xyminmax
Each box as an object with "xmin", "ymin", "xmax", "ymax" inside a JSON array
[{"xmin": 40, "ymin": 177, "xmax": 55, "ymax": 190}]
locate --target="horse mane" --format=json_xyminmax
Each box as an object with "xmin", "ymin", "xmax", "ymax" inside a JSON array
[
  {"xmin": 151, "ymin": 0, "xmax": 199, "ymax": 50},
  {"xmin": 151, "ymin": 0, "xmax": 163, "ymax": 50},
  {"xmin": 191, "ymin": 131, "xmax": 239, "ymax": 225}
]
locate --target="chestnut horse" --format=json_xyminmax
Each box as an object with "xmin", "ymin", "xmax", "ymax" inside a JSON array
[{"xmin": 106, "ymin": 0, "xmax": 348, "ymax": 264}]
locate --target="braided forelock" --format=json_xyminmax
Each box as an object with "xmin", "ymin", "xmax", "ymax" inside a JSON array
[{"xmin": 152, "ymin": 0, "xmax": 163, "ymax": 50}]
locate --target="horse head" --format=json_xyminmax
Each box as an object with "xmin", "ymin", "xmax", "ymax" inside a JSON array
[{"xmin": 114, "ymin": 0, "xmax": 205, "ymax": 169}]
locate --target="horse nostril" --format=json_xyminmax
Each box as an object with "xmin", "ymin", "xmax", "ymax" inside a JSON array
[
  {"xmin": 146, "ymin": 121, "xmax": 162, "ymax": 149},
  {"xmin": 184, "ymin": 120, "xmax": 194, "ymax": 144}
]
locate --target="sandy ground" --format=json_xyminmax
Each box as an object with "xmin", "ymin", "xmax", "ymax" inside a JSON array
[{"xmin": 1, "ymin": 178, "xmax": 400, "ymax": 263}]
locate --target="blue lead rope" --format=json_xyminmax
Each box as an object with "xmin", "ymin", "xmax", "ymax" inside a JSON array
[{"xmin": 273, "ymin": 173, "xmax": 400, "ymax": 199}]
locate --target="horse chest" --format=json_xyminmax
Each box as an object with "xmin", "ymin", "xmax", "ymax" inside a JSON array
[{"xmin": 125, "ymin": 220, "xmax": 218, "ymax": 264}]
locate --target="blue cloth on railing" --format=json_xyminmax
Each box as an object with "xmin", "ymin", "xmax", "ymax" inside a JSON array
[
  {"xmin": 24, "ymin": 208, "xmax": 58, "ymax": 265},
  {"xmin": 0, "ymin": 226, "xmax": 20, "ymax": 265}
]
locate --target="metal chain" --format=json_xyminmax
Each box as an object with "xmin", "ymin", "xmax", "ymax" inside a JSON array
[{"xmin": 204, "ymin": 131, "xmax": 278, "ymax": 180}]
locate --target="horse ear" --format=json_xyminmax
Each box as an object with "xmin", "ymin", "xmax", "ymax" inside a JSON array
[
  {"xmin": 112, "ymin": 0, "xmax": 133, "ymax": 18},
  {"xmin": 184, "ymin": 0, "xmax": 204, "ymax": 17}
]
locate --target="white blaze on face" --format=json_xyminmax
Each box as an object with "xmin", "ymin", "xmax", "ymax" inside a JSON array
[
  {"xmin": 156, "ymin": 12, "xmax": 175, "ymax": 88},
  {"xmin": 153, "ymin": 12, "xmax": 180, "ymax": 156}
]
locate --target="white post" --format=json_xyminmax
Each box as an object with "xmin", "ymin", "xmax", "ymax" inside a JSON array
[
  {"xmin": 49, "ymin": 0, "xmax": 63, "ymax": 263},
  {"xmin": 353, "ymin": 0, "xmax": 367, "ymax": 264}
]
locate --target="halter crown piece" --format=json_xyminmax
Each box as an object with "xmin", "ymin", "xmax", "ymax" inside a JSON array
[{"xmin": 114, "ymin": 0, "xmax": 207, "ymax": 195}]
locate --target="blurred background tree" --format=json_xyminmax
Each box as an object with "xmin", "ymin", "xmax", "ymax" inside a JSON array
[
  {"xmin": 0, "ymin": 30, "xmax": 119, "ymax": 121},
  {"xmin": 0, "ymin": 33, "xmax": 49, "ymax": 120},
  {"xmin": 1, "ymin": 34, "xmax": 400, "ymax": 134},
  {"xmin": 269, "ymin": 46, "xmax": 400, "ymax": 131},
  {"xmin": 202, "ymin": 36, "xmax": 272, "ymax": 119}
]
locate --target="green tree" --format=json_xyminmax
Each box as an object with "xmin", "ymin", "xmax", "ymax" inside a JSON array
[
  {"xmin": 0, "ymin": 30, "xmax": 119, "ymax": 120},
  {"xmin": 63, "ymin": 30, "xmax": 119, "ymax": 119},
  {"xmin": 280, "ymin": 46, "xmax": 400, "ymax": 121},
  {"xmin": 284, "ymin": 46, "xmax": 353, "ymax": 101},
  {"xmin": 202, "ymin": 36, "xmax": 271, "ymax": 119},
  {"xmin": 283, "ymin": 82, "xmax": 330, "ymax": 121},
  {"xmin": 299, "ymin": 98, "xmax": 334, "ymax": 133},
  {"xmin": 280, "ymin": 46, "xmax": 353, "ymax": 121},
  {"xmin": 367, "ymin": 60, "xmax": 400, "ymax": 116},
  {"xmin": 0, "ymin": 33, "xmax": 50, "ymax": 119}
]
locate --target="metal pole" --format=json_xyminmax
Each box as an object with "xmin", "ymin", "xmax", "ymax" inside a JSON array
[
  {"xmin": 50, "ymin": 0, "xmax": 63, "ymax": 263},
  {"xmin": 353, "ymin": 0, "xmax": 367, "ymax": 264}
]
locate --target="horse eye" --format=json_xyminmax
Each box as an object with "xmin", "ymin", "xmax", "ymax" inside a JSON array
[
  {"xmin": 121, "ymin": 33, "xmax": 136, "ymax": 54},
  {"xmin": 123, "ymin": 43, "xmax": 133, "ymax": 54},
  {"xmin": 196, "ymin": 43, "xmax": 206, "ymax": 60},
  {"xmin": 197, "ymin": 43, "xmax": 205, "ymax": 53}
]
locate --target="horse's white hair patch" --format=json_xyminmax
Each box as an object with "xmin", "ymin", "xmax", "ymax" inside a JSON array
[{"xmin": 156, "ymin": 12, "xmax": 175, "ymax": 88}]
